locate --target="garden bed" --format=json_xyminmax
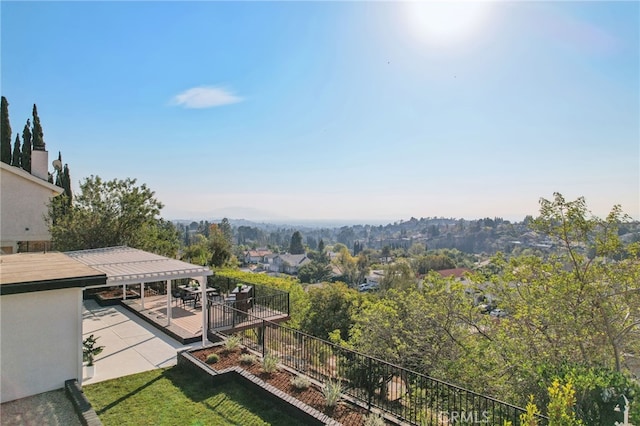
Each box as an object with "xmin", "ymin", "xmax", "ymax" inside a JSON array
[
  {"xmin": 85, "ymin": 287, "xmax": 140, "ymax": 306},
  {"xmin": 190, "ymin": 345, "xmax": 370, "ymax": 426}
]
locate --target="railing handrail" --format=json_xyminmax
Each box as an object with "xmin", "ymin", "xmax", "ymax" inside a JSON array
[{"xmin": 212, "ymin": 306, "xmax": 548, "ymax": 424}]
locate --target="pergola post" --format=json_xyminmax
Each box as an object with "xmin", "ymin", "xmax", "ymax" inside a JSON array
[
  {"xmin": 166, "ymin": 279, "xmax": 172, "ymax": 326},
  {"xmin": 141, "ymin": 282, "xmax": 145, "ymax": 310},
  {"xmin": 123, "ymin": 284, "xmax": 126, "ymax": 300},
  {"xmin": 197, "ymin": 276, "xmax": 208, "ymax": 346}
]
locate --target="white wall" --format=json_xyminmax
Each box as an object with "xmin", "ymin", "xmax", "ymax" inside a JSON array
[
  {"xmin": 0, "ymin": 163, "xmax": 62, "ymax": 253},
  {"xmin": 0, "ymin": 288, "xmax": 82, "ymax": 403}
]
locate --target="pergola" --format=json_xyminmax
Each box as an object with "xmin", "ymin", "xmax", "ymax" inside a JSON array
[{"xmin": 66, "ymin": 246, "xmax": 213, "ymax": 345}]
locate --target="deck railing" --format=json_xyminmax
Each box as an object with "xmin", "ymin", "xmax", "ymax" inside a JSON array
[
  {"xmin": 207, "ymin": 284, "xmax": 289, "ymax": 332},
  {"xmin": 219, "ymin": 307, "xmax": 548, "ymax": 426}
]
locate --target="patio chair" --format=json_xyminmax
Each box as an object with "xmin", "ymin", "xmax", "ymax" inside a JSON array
[
  {"xmin": 171, "ymin": 289, "xmax": 182, "ymax": 305},
  {"xmin": 180, "ymin": 291, "xmax": 196, "ymax": 308},
  {"xmin": 207, "ymin": 292, "xmax": 223, "ymax": 307}
]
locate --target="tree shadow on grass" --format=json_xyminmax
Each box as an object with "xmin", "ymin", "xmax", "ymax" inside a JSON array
[
  {"xmin": 94, "ymin": 374, "xmax": 164, "ymax": 415},
  {"xmin": 163, "ymin": 365, "xmax": 304, "ymax": 425}
]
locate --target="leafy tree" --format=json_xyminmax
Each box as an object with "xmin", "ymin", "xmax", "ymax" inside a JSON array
[
  {"xmin": 380, "ymin": 245, "xmax": 391, "ymax": 263},
  {"xmin": 21, "ymin": 120, "xmax": 32, "ymax": 173},
  {"xmin": 413, "ymin": 253, "xmax": 456, "ymax": 274},
  {"xmin": 473, "ymin": 193, "xmax": 640, "ymax": 412},
  {"xmin": 307, "ymin": 236, "xmax": 317, "ymax": 250},
  {"xmin": 379, "ymin": 260, "xmax": 415, "ymax": 291},
  {"xmin": 300, "ymin": 282, "xmax": 362, "ymax": 341},
  {"xmin": 408, "ymin": 242, "xmax": 426, "ymax": 256},
  {"xmin": 47, "ymin": 176, "xmax": 179, "ymax": 256},
  {"xmin": 11, "ymin": 134, "xmax": 21, "ymax": 167},
  {"xmin": 1, "ymin": 96, "xmax": 11, "ymax": 164},
  {"xmin": 31, "ymin": 104, "xmax": 45, "ymax": 150},
  {"xmin": 183, "ymin": 227, "xmax": 190, "ymax": 246},
  {"xmin": 218, "ymin": 218, "xmax": 233, "ymax": 246},
  {"xmin": 297, "ymin": 260, "xmax": 333, "ymax": 284},
  {"xmin": 289, "ymin": 230, "xmax": 305, "ymax": 254},
  {"xmin": 208, "ymin": 224, "xmax": 233, "ymax": 268},
  {"xmin": 332, "ymin": 245, "xmax": 369, "ymax": 286},
  {"xmin": 182, "ymin": 234, "xmax": 211, "ymax": 266}
]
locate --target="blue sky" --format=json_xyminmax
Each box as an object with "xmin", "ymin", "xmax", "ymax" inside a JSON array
[{"xmin": 2, "ymin": 1, "xmax": 638, "ymax": 223}]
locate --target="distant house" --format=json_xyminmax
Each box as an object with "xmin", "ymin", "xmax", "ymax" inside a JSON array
[
  {"xmin": 243, "ymin": 248, "xmax": 273, "ymax": 264},
  {"xmin": 1, "ymin": 153, "xmax": 63, "ymax": 254},
  {"xmin": 436, "ymin": 268, "xmax": 472, "ymax": 281},
  {"xmin": 270, "ymin": 253, "xmax": 311, "ymax": 275}
]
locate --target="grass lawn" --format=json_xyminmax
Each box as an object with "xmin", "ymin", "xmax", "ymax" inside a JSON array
[{"xmin": 83, "ymin": 366, "xmax": 305, "ymax": 426}]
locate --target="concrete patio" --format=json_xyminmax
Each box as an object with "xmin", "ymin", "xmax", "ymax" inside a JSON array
[{"xmin": 82, "ymin": 299, "xmax": 201, "ymax": 385}]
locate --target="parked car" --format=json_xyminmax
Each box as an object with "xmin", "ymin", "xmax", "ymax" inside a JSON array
[
  {"xmin": 489, "ymin": 308, "xmax": 507, "ymax": 318},
  {"xmin": 358, "ymin": 282, "xmax": 378, "ymax": 292}
]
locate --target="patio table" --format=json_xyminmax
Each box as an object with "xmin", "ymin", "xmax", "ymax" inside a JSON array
[{"xmin": 178, "ymin": 286, "xmax": 219, "ymax": 308}]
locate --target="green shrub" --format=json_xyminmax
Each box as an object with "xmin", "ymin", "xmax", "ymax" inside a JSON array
[
  {"xmin": 224, "ymin": 335, "xmax": 242, "ymax": 352},
  {"xmin": 205, "ymin": 353, "xmax": 219, "ymax": 364},
  {"xmin": 363, "ymin": 412, "xmax": 386, "ymax": 426},
  {"xmin": 262, "ymin": 353, "xmax": 279, "ymax": 374},
  {"xmin": 290, "ymin": 375, "xmax": 311, "ymax": 390},
  {"xmin": 239, "ymin": 354, "xmax": 257, "ymax": 365},
  {"xmin": 322, "ymin": 378, "xmax": 342, "ymax": 408}
]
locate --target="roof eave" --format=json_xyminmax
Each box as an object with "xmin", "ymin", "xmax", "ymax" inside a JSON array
[{"xmin": 0, "ymin": 275, "xmax": 107, "ymax": 296}]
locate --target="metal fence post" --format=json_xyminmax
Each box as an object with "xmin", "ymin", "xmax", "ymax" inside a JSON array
[{"xmin": 262, "ymin": 320, "xmax": 266, "ymax": 357}]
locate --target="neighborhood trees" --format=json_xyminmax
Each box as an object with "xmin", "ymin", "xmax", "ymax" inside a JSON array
[
  {"xmin": 300, "ymin": 282, "xmax": 362, "ymax": 341},
  {"xmin": 21, "ymin": 120, "xmax": 32, "ymax": 173},
  {"xmin": 289, "ymin": 230, "xmax": 305, "ymax": 254},
  {"xmin": 47, "ymin": 176, "xmax": 179, "ymax": 256},
  {"xmin": 208, "ymin": 223, "xmax": 233, "ymax": 268},
  {"xmin": 1, "ymin": 96, "xmax": 11, "ymax": 164},
  {"xmin": 31, "ymin": 104, "xmax": 45, "ymax": 150},
  {"xmin": 11, "ymin": 134, "xmax": 21, "ymax": 167},
  {"xmin": 473, "ymin": 193, "xmax": 640, "ymax": 419}
]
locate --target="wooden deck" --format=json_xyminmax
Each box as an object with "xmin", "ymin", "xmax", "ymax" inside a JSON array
[
  {"xmin": 122, "ymin": 295, "xmax": 204, "ymax": 344},
  {"xmin": 121, "ymin": 294, "xmax": 290, "ymax": 343}
]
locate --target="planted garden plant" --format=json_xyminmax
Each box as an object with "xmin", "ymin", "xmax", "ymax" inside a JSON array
[{"xmin": 83, "ymin": 334, "xmax": 104, "ymax": 378}]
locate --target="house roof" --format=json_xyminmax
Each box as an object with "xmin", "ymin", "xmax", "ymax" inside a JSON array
[
  {"xmin": 65, "ymin": 246, "xmax": 213, "ymax": 287},
  {"xmin": 0, "ymin": 162, "xmax": 63, "ymax": 195},
  {"xmin": 436, "ymin": 268, "xmax": 472, "ymax": 279},
  {"xmin": 246, "ymin": 249, "xmax": 272, "ymax": 257},
  {"xmin": 0, "ymin": 252, "xmax": 106, "ymax": 295},
  {"xmin": 276, "ymin": 253, "xmax": 309, "ymax": 265}
]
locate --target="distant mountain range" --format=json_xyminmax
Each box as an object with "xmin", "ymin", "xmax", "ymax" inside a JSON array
[{"xmin": 171, "ymin": 206, "xmax": 394, "ymax": 228}]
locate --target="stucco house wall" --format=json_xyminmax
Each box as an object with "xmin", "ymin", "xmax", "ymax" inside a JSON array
[
  {"xmin": 0, "ymin": 287, "xmax": 83, "ymax": 403},
  {"xmin": 0, "ymin": 161, "xmax": 63, "ymax": 254}
]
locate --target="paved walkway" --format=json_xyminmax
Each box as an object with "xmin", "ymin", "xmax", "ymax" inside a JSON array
[{"xmin": 82, "ymin": 299, "xmax": 201, "ymax": 385}]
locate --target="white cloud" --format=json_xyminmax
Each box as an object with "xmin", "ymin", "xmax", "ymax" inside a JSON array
[{"xmin": 171, "ymin": 86, "xmax": 242, "ymax": 109}]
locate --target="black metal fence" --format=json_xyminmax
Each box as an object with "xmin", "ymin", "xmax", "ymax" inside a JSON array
[
  {"xmin": 207, "ymin": 283, "xmax": 289, "ymax": 332},
  {"xmin": 220, "ymin": 306, "xmax": 548, "ymax": 426}
]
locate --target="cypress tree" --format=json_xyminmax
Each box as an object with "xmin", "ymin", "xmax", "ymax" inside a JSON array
[
  {"xmin": 11, "ymin": 134, "xmax": 21, "ymax": 167},
  {"xmin": 22, "ymin": 120, "xmax": 32, "ymax": 173},
  {"xmin": 1, "ymin": 96, "xmax": 11, "ymax": 164},
  {"xmin": 289, "ymin": 231, "xmax": 305, "ymax": 254},
  {"xmin": 62, "ymin": 163, "xmax": 72, "ymax": 205},
  {"xmin": 31, "ymin": 104, "xmax": 45, "ymax": 151},
  {"xmin": 54, "ymin": 151, "xmax": 63, "ymax": 186}
]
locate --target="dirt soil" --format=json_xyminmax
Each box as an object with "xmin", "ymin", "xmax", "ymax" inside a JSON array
[{"xmin": 192, "ymin": 346, "xmax": 368, "ymax": 426}]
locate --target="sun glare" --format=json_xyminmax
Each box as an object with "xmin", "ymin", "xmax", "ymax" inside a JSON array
[{"xmin": 406, "ymin": 1, "xmax": 492, "ymax": 46}]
